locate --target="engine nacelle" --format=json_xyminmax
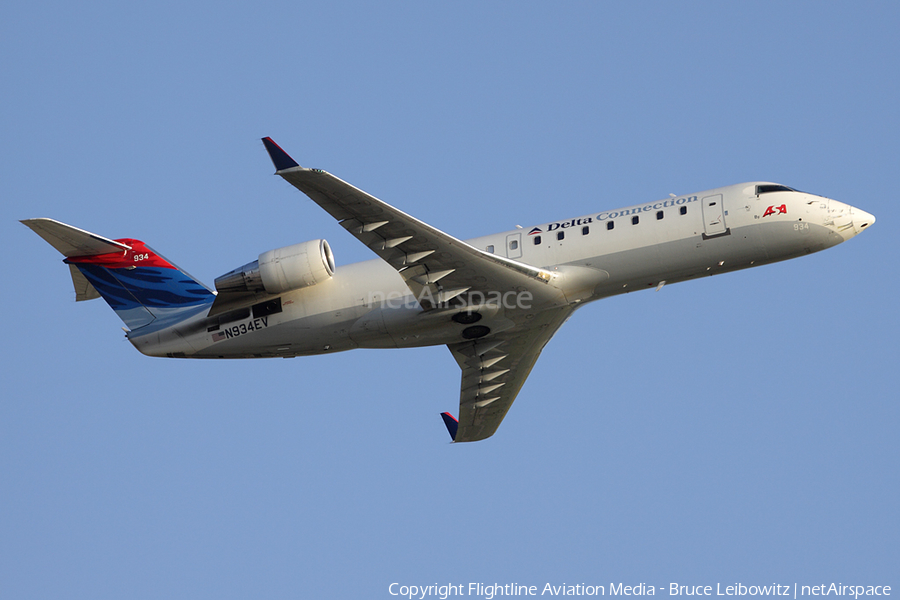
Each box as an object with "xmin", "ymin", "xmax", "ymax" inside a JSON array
[{"xmin": 215, "ymin": 239, "xmax": 335, "ymax": 295}]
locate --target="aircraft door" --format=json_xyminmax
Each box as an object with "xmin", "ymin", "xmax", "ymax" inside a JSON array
[
  {"xmin": 506, "ymin": 232, "xmax": 523, "ymax": 259},
  {"xmin": 701, "ymin": 194, "xmax": 728, "ymax": 237}
]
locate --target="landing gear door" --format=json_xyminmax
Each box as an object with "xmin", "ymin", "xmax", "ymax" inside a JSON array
[
  {"xmin": 505, "ymin": 232, "xmax": 522, "ymax": 259},
  {"xmin": 701, "ymin": 194, "xmax": 728, "ymax": 238}
]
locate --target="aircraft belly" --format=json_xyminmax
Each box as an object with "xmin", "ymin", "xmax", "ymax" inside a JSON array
[
  {"xmin": 586, "ymin": 219, "xmax": 843, "ymax": 300},
  {"xmin": 190, "ymin": 312, "xmax": 362, "ymax": 358},
  {"xmin": 587, "ymin": 225, "xmax": 769, "ymax": 296},
  {"xmin": 349, "ymin": 300, "xmax": 524, "ymax": 349}
]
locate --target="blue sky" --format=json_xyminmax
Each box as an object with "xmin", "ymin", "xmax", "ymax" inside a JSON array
[{"xmin": 2, "ymin": 2, "xmax": 897, "ymax": 598}]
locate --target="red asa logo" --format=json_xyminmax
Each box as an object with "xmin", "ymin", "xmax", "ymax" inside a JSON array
[{"xmin": 763, "ymin": 204, "xmax": 787, "ymax": 217}]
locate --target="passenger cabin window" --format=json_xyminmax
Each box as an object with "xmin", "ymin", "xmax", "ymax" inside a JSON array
[
  {"xmin": 756, "ymin": 184, "xmax": 797, "ymax": 195},
  {"xmin": 607, "ymin": 221, "xmax": 615, "ymax": 230},
  {"xmin": 533, "ymin": 235, "xmax": 541, "ymax": 245},
  {"xmin": 509, "ymin": 239, "xmax": 518, "ymax": 250},
  {"xmin": 557, "ymin": 231, "xmax": 565, "ymax": 241},
  {"xmin": 656, "ymin": 210, "xmax": 664, "ymax": 220},
  {"xmin": 632, "ymin": 216, "xmax": 639, "ymax": 225},
  {"xmin": 680, "ymin": 206, "xmax": 687, "ymax": 215},
  {"xmin": 486, "ymin": 245, "xmax": 494, "ymax": 253},
  {"xmin": 582, "ymin": 226, "xmax": 589, "ymax": 235}
]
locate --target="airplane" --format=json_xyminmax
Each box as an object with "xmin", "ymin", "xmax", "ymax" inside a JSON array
[{"xmin": 22, "ymin": 137, "xmax": 876, "ymax": 443}]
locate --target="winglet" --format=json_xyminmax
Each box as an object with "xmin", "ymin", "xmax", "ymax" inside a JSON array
[
  {"xmin": 261, "ymin": 137, "xmax": 300, "ymax": 171},
  {"xmin": 440, "ymin": 412, "xmax": 459, "ymax": 442}
]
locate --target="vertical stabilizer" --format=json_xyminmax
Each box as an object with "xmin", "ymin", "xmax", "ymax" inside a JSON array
[{"xmin": 23, "ymin": 218, "xmax": 213, "ymax": 330}]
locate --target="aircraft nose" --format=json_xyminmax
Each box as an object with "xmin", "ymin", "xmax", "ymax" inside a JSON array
[
  {"xmin": 826, "ymin": 200, "xmax": 875, "ymax": 241},
  {"xmin": 852, "ymin": 207, "xmax": 876, "ymax": 233}
]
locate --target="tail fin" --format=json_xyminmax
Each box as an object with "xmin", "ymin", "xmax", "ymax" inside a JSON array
[{"xmin": 22, "ymin": 218, "xmax": 213, "ymax": 330}]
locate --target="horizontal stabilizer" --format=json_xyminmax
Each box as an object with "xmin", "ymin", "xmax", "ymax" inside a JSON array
[
  {"xmin": 21, "ymin": 218, "xmax": 131, "ymax": 257},
  {"xmin": 440, "ymin": 412, "xmax": 459, "ymax": 442},
  {"xmin": 22, "ymin": 218, "xmax": 129, "ymax": 302}
]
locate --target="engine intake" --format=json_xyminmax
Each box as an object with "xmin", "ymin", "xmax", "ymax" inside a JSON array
[{"xmin": 215, "ymin": 239, "xmax": 335, "ymax": 294}]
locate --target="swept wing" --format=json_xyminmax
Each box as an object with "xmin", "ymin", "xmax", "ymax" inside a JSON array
[
  {"xmin": 447, "ymin": 305, "xmax": 574, "ymax": 442},
  {"xmin": 261, "ymin": 137, "xmax": 557, "ymax": 310},
  {"xmin": 262, "ymin": 138, "xmax": 571, "ymax": 441}
]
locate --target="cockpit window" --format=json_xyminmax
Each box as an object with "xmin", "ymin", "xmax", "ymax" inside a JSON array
[{"xmin": 757, "ymin": 184, "xmax": 797, "ymax": 195}]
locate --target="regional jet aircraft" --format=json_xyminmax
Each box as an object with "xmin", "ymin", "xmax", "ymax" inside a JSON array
[{"xmin": 22, "ymin": 138, "xmax": 875, "ymax": 442}]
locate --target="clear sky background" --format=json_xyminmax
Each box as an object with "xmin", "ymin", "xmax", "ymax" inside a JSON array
[{"xmin": 2, "ymin": 2, "xmax": 897, "ymax": 598}]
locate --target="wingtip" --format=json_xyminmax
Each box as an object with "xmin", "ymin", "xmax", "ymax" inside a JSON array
[
  {"xmin": 261, "ymin": 137, "xmax": 300, "ymax": 171},
  {"xmin": 440, "ymin": 412, "xmax": 459, "ymax": 442}
]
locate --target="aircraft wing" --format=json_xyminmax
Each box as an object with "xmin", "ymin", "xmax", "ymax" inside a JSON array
[
  {"xmin": 446, "ymin": 305, "xmax": 574, "ymax": 442},
  {"xmin": 262, "ymin": 137, "xmax": 556, "ymax": 310}
]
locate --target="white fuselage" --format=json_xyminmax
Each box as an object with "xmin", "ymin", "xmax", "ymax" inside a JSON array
[{"xmin": 126, "ymin": 182, "xmax": 873, "ymax": 359}]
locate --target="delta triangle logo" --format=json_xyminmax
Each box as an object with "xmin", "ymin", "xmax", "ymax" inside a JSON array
[{"xmin": 528, "ymin": 227, "xmax": 542, "ymax": 235}]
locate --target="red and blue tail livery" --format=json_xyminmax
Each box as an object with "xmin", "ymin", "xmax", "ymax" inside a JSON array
[
  {"xmin": 23, "ymin": 219, "xmax": 212, "ymax": 330},
  {"xmin": 65, "ymin": 239, "xmax": 213, "ymax": 329}
]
